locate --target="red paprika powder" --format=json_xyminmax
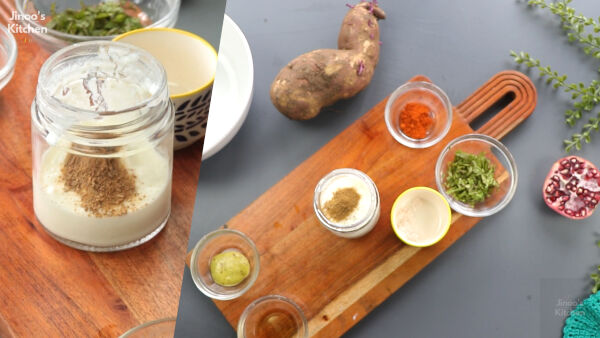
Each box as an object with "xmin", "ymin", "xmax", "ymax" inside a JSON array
[{"xmin": 398, "ymin": 102, "xmax": 434, "ymax": 139}]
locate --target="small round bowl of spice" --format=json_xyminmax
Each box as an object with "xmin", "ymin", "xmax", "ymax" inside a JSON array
[
  {"xmin": 190, "ymin": 228, "xmax": 260, "ymax": 300},
  {"xmin": 313, "ymin": 168, "xmax": 380, "ymax": 239},
  {"xmin": 385, "ymin": 81, "xmax": 452, "ymax": 149},
  {"xmin": 435, "ymin": 134, "xmax": 518, "ymax": 217},
  {"xmin": 15, "ymin": 0, "xmax": 180, "ymax": 52}
]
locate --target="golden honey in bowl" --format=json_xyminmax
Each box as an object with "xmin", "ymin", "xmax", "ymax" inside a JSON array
[{"xmin": 237, "ymin": 295, "xmax": 308, "ymax": 338}]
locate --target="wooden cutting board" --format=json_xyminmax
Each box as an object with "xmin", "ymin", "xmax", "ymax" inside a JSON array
[
  {"xmin": 199, "ymin": 70, "xmax": 536, "ymax": 337},
  {"xmin": 0, "ymin": 2, "xmax": 203, "ymax": 336}
]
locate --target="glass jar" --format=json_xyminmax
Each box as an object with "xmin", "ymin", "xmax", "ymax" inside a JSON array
[
  {"xmin": 313, "ymin": 168, "xmax": 380, "ymax": 238},
  {"xmin": 31, "ymin": 41, "xmax": 174, "ymax": 252}
]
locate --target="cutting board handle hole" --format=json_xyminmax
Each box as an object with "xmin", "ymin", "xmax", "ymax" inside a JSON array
[{"xmin": 469, "ymin": 91, "xmax": 516, "ymax": 131}]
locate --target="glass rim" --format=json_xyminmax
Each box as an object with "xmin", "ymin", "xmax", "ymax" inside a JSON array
[
  {"xmin": 0, "ymin": 24, "xmax": 17, "ymax": 82},
  {"xmin": 37, "ymin": 40, "xmax": 168, "ymax": 117},
  {"xmin": 119, "ymin": 317, "xmax": 176, "ymax": 338}
]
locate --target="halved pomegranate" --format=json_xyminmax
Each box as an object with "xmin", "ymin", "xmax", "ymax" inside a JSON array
[{"xmin": 543, "ymin": 156, "xmax": 600, "ymax": 220}]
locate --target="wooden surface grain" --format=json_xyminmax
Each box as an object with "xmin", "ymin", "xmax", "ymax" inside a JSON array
[
  {"xmin": 0, "ymin": 3, "xmax": 203, "ymax": 336},
  {"xmin": 199, "ymin": 71, "xmax": 536, "ymax": 336}
]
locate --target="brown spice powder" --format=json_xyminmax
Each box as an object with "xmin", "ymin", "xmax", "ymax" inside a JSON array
[
  {"xmin": 60, "ymin": 153, "xmax": 137, "ymax": 217},
  {"xmin": 323, "ymin": 187, "xmax": 361, "ymax": 222}
]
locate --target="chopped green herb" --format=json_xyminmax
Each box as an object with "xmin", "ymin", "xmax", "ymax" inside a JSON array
[
  {"xmin": 444, "ymin": 150, "xmax": 499, "ymax": 206},
  {"xmin": 46, "ymin": 1, "xmax": 143, "ymax": 36}
]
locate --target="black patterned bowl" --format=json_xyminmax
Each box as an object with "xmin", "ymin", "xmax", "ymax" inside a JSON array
[
  {"xmin": 171, "ymin": 82, "xmax": 213, "ymax": 150},
  {"xmin": 114, "ymin": 27, "xmax": 217, "ymax": 150}
]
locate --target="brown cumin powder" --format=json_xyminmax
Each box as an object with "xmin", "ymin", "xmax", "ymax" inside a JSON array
[
  {"xmin": 60, "ymin": 153, "xmax": 137, "ymax": 217},
  {"xmin": 323, "ymin": 187, "xmax": 361, "ymax": 222}
]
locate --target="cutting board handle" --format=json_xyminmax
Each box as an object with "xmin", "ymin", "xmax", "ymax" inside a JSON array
[{"xmin": 454, "ymin": 70, "xmax": 537, "ymax": 139}]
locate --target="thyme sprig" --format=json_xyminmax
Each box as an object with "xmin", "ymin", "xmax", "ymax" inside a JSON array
[
  {"xmin": 529, "ymin": 0, "xmax": 600, "ymax": 60},
  {"xmin": 593, "ymin": 266, "xmax": 600, "ymax": 293},
  {"xmin": 592, "ymin": 241, "xmax": 600, "ymax": 294},
  {"xmin": 566, "ymin": 113, "xmax": 600, "ymax": 152},
  {"xmin": 511, "ymin": 0, "xmax": 600, "ymax": 152},
  {"xmin": 510, "ymin": 51, "xmax": 600, "ymax": 128}
]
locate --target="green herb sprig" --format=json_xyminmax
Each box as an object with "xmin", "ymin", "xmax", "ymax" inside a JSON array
[
  {"xmin": 47, "ymin": 1, "xmax": 143, "ymax": 37},
  {"xmin": 592, "ymin": 241, "xmax": 600, "ymax": 294},
  {"xmin": 593, "ymin": 267, "xmax": 600, "ymax": 294},
  {"xmin": 511, "ymin": 51, "xmax": 600, "ymax": 127},
  {"xmin": 566, "ymin": 113, "xmax": 600, "ymax": 152},
  {"xmin": 529, "ymin": 0, "xmax": 600, "ymax": 60},
  {"xmin": 511, "ymin": 0, "xmax": 600, "ymax": 152},
  {"xmin": 444, "ymin": 151, "xmax": 499, "ymax": 206}
]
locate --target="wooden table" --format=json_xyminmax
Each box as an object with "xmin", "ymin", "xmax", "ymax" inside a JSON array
[{"xmin": 0, "ymin": 3, "xmax": 201, "ymax": 336}]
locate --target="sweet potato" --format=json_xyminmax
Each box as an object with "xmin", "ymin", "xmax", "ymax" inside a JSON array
[{"xmin": 270, "ymin": 2, "xmax": 386, "ymax": 120}]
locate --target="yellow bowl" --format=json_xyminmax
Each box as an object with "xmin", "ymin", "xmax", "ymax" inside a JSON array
[
  {"xmin": 114, "ymin": 27, "xmax": 217, "ymax": 98},
  {"xmin": 390, "ymin": 187, "xmax": 451, "ymax": 247},
  {"xmin": 114, "ymin": 28, "xmax": 218, "ymax": 150}
]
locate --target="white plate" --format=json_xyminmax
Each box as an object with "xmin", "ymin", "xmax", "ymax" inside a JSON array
[{"xmin": 202, "ymin": 15, "xmax": 254, "ymax": 160}]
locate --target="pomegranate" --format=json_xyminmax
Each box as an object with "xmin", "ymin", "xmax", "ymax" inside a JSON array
[{"xmin": 543, "ymin": 156, "xmax": 600, "ymax": 220}]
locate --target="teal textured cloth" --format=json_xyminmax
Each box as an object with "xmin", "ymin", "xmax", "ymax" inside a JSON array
[{"xmin": 564, "ymin": 292, "xmax": 600, "ymax": 337}]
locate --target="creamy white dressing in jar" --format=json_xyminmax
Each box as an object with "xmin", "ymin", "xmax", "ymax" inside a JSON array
[
  {"xmin": 34, "ymin": 144, "xmax": 171, "ymax": 247},
  {"xmin": 31, "ymin": 41, "xmax": 174, "ymax": 251},
  {"xmin": 313, "ymin": 168, "xmax": 380, "ymax": 238}
]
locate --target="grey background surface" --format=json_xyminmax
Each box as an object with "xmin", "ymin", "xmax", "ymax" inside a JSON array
[
  {"xmin": 178, "ymin": 0, "xmax": 225, "ymax": 49},
  {"xmin": 175, "ymin": 1, "xmax": 600, "ymax": 337}
]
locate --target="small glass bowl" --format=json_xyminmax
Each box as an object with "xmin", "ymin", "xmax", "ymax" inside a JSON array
[
  {"xmin": 435, "ymin": 134, "xmax": 518, "ymax": 217},
  {"xmin": 237, "ymin": 295, "xmax": 308, "ymax": 338},
  {"xmin": 313, "ymin": 168, "xmax": 380, "ymax": 238},
  {"xmin": 15, "ymin": 0, "xmax": 180, "ymax": 53},
  {"xmin": 190, "ymin": 229, "xmax": 260, "ymax": 300},
  {"xmin": 119, "ymin": 317, "xmax": 176, "ymax": 338},
  {"xmin": 0, "ymin": 25, "xmax": 17, "ymax": 92},
  {"xmin": 384, "ymin": 81, "xmax": 452, "ymax": 148}
]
